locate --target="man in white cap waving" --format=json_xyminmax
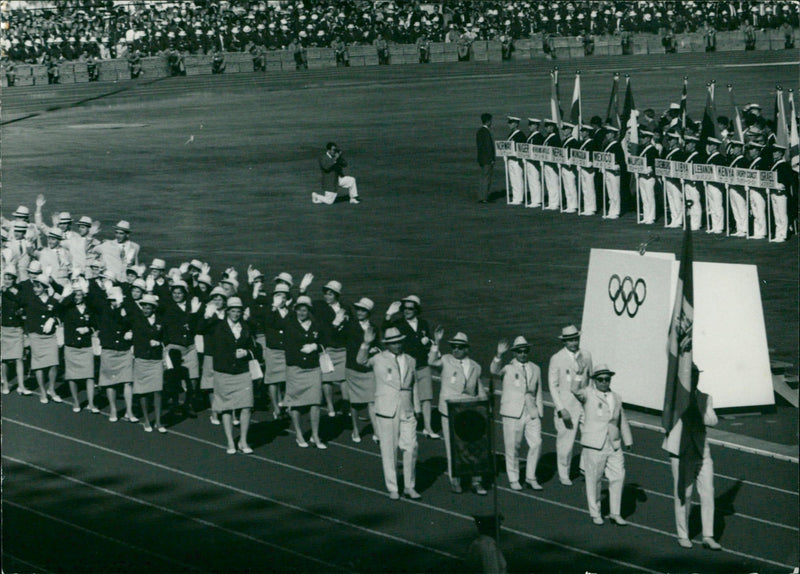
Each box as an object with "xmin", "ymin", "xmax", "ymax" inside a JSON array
[
  {"xmin": 572, "ymin": 364, "xmax": 633, "ymax": 526},
  {"xmin": 358, "ymin": 325, "xmax": 420, "ymax": 500},
  {"xmin": 548, "ymin": 325, "xmax": 593, "ymax": 486},
  {"xmin": 491, "ymin": 335, "xmax": 543, "ymax": 491}
]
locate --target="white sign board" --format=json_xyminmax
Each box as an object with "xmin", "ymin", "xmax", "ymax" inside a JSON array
[{"xmin": 581, "ymin": 249, "xmax": 774, "ymax": 411}]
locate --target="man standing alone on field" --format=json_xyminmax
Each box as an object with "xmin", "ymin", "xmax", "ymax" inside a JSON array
[
  {"xmin": 476, "ymin": 113, "xmax": 495, "ymax": 204},
  {"xmin": 314, "ymin": 142, "xmax": 361, "ymax": 205}
]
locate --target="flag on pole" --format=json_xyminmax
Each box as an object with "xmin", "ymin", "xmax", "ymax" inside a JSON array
[
  {"xmin": 789, "ymin": 89, "xmax": 799, "ymax": 173},
  {"xmin": 727, "ymin": 83, "xmax": 745, "ymax": 142},
  {"xmin": 679, "ymin": 76, "xmax": 688, "ymax": 135},
  {"xmin": 662, "ymin": 224, "xmax": 695, "ymax": 453},
  {"xmin": 774, "ymin": 85, "xmax": 789, "ymax": 151},
  {"xmin": 620, "ymin": 74, "xmax": 636, "ymax": 130},
  {"xmin": 570, "ymin": 71, "xmax": 582, "ymax": 140},
  {"xmin": 550, "ymin": 67, "xmax": 563, "ymax": 127},
  {"xmin": 605, "ymin": 72, "xmax": 620, "ymax": 128},
  {"xmin": 699, "ymin": 81, "xmax": 719, "ymax": 147}
]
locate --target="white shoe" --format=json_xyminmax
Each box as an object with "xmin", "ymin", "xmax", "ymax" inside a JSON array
[
  {"xmin": 509, "ymin": 481, "xmax": 523, "ymax": 491},
  {"xmin": 350, "ymin": 197, "xmax": 361, "ymax": 204},
  {"xmin": 772, "ymin": 237, "xmax": 786, "ymax": 243}
]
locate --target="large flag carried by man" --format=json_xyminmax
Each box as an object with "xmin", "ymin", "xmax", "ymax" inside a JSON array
[
  {"xmin": 550, "ymin": 67, "xmax": 563, "ymax": 127},
  {"xmin": 662, "ymin": 225, "xmax": 705, "ymax": 499},
  {"xmin": 570, "ymin": 71, "xmax": 582, "ymax": 140},
  {"xmin": 605, "ymin": 72, "xmax": 620, "ymax": 129},
  {"xmin": 789, "ymin": 89, "xmax": 800, "ymax": 173}
]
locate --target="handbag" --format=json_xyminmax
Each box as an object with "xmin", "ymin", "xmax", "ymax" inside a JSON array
[
  {"xmin": 319, "ymin": 347, "xmax": 335, "ymax": 374},
  {"xmin": 249, "ymin": 351, "xmax": 264, "ymax": 381}
]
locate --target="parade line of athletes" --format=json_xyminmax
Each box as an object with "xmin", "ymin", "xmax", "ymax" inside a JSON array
[
  {"xmin": 0, "ymin": 194, "xmax": 726, "ymax": 547},
  {"xmin": 476, "ymin": 101, "xmax": 797, "ymax": 243}
]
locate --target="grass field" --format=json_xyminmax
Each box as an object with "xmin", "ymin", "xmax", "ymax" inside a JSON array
[
  {"xmin": 3, "ymin": 51, "xmax": 798, "ymax": 373},
  {"xmin": 2, "ymin": 49, "xmax": 799, "ymax": 572}
]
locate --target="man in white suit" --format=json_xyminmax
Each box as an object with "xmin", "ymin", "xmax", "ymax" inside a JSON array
[
  {"xmin": 573, "ymin": 364, "xmax": 633, "ymax": 526},
  {"xmin": 490, "ymin": 335, "xmax": 544, "ymax": 491},
  {"xmin": 96, "ymin": 220, "xmax": 140, "ymax": 278},
  {"xmin": 358, "ymin": 326, "xmax": 420, "ymax": 500},
  {"xmin": 548, "ymin": 324, "xmax": 592, "ymax": 486},
  {"xmin": 429, "ymin": 329, "xmax": 487, "ymax": 495}
]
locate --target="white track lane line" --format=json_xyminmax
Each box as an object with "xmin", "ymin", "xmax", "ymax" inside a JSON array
[
  {"xmin": 1, "ymin": 551, "xmax": 56, "ymax": 574},
  {"xmin": 3, "ymin": 498, "xmax": 207, "ymax": 573},
  {"xmin": 3, "ymin": 456, "xmax": 350, "ymax": 573},
  {"xmin": 6, "ymin": 417, "xmax": 658, "ymax": 574},
  {"xmin": 162, "ymin": 427, "xmax": 796, "ymax": 571},
  {"xmin": 3, "ymin": 419, "xmax": 460, "ymax": 562}
]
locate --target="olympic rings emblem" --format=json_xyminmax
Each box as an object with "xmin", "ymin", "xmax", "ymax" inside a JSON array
[{"xmin": 608, "ymin": 275, "xmax": 647, "ymax": 318}]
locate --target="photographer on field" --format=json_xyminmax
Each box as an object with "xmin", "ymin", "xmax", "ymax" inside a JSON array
[{"xmin": 313, "ymin": 142, "xmax": 361, "ymax": 205}]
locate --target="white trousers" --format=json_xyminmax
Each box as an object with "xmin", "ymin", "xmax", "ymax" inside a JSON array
[
  {"xmin": 665, "ymin": 178, "xmax": 683, "ymax": 226},
  {"xmin": 729, "ymin": 186, "xmax": 748, "ymax": 234},
  {"xmin": 705, "ymin": 183, "xmax": 725, "ymax": 232},
  {"xmin": 442, "ymin": 415, "xmax": 482, "ymax": 486},
  {"xmin": 502, "ymin": 413, "xmax": 541, "ymax": 484},
  {"xmin": 684, "ymin": 183, "xmax": 702, "ymax": 230},
  {"xmin": 604, "ymin": 170, "xmax": 620, "ymax": 217},
  {"xmin": 376, "ymin": 410, "xmax": 418, "ymax": 494},
  {"xmin": 312, "ymin": 175, "xmax": 359, "ymax": 204},
  {"xmin": 508, "ymin": 160, "xmax": 524, "ymax": 204},
  {"xmin": 561, "ymin": 166, "xmax": 578, "ymax": 211},
  {"xmin": 579, "ymin": 168, "xmax": 596, "ymax": 214},
  {"xmin": 639, "ymin": 176, "xmax": 656, "ymax": 223},
  {"xmin": 524, "ymin": 161, "xmax": 542, "ymax": 206},
  {"xmin": 554, "ymin": 408, "xmax": 581, "ymax": 482},
  {"xmin": 543, "ymin": 163, "xmax": 560, "ymax": 209},
  {"xmin": 584, "ymin": 442, "xmax": 625, "ymax": 519},
  {"xmin": 670, "ymin": 449, "xmax": 715, "ymax": 539},
  {"xmin": 770, "ymin": 193, "xmax": 788, "ymax": 240},
  {"xmin": 749, "ymin": 188, "xmax": 767, "ymax": 238}
]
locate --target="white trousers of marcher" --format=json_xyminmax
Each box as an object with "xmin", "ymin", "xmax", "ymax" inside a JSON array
[
  {"xmin": 670, "ymin": 447, "xmax": 715, "ymax": 539},
  {"xmin": 376, "ymin": 410, "xmax": 418, "ymax": 494},
  {"xmin": 554, "ymin": 406, "xmax": 581, "ymax": 482},
  {"xmin": 684, "ymin": 182, "xmax": 702, "ymax": 230},
  {"xmin": 639, "ymin": 175, "xmax": 656, "ymax": 222},
  {"xmin": 705, "ymin": 183, "xmax": 725, "ymax": 232},
  {"xmin": 580, "ymin": 168, "xmax": 596, "ymax": 213},
  {"xmin": 584, "ymin": 441, "xmax": 625, "ymax": 519},
  {"xmin": 442, "ymin": 415, "xmax": 482, "ymax": 486},
  {"xmin": 561, "ymin": 166, "xmax": 578, "ymax": 211},
  {"xmin": 665, "ymin": 178, "xmax": 683, "ymax": 225},
  {"xmin": 749, "ymin": 188, "xmax": 767, "ymax": 237},
  {"xmin": 524, "ymin": 160, "xmax": 542, "ymax": 206},
  {"xmin": 771, "ymin": 193, "xmax": 788, "ymax": 240},
  {"xmin": 729, "ymin": 186, "xmax": 748, "ymax": 234},
  {"xmin": 544, "ymin": 163, "xmax": 560, "ymax": 209},
  {"xmin": 604, "ymin": 170, "xmax": 621, "ymax": 217},
  {"xmin": 502, "ymin": 413, "xmax": 541, "ymax": 484},
  {"xmin": 508, "ymin": 160, "xmax": 524, "ymax": 204}
]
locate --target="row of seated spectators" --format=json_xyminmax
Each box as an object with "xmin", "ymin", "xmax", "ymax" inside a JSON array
[{"xmin": 3, "ymin": 0, "xmax": 799, "ymax": 63}]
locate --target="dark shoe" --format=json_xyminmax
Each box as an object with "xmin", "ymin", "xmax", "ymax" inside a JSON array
[{"xmin": 478, "ymin": 199, "xmax": 489, "ymax": 204}]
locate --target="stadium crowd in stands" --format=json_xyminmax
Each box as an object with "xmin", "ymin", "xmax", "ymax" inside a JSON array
[{"xmin": 2, "ymin": 1, "xmax": 798, "ymax": 64}]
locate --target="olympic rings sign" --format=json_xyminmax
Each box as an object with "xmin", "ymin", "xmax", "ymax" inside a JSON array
[{"xmin": 608, "ymin": 275, "xmax": 647, "ymax": 317}]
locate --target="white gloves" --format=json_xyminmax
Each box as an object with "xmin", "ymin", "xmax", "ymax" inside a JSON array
[
  {"xmin": 190, "ymin": 296, "xmax": 201, "ymax": 313},
  {"xmin": 204, "ymin": 301, "xmax": 217, "ymax": 318},
  {"xmin": 300, "ymin": 343, "xmax": 317, "ymax": 354},
  {"xmin": 385, "ymin": 300, "xmax": 401, "ymax": 318},
  {"xmin": 299, "ymin": 273, "xmax": 314, "ymax": 292},
  {"xmin": 123, "ymin": 331, "xmax": 133, "ymax": 341},
  {"xmin": 43, "ymin": 317, "xmax": 56, "ymax": 334},
  {"xmin": 235, "ymin": 348, "xmax": 248, "ymax": 359}
]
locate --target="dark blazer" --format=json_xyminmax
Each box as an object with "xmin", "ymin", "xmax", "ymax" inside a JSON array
[
  {"xmin": 345, "ymin": 319, "xmax": 378, "ymax": 372},
  {"xmin": 284, "ymin": 317, "xmax": 322, "ymax": 369},
  {"xmin": 476, "ymin": 125, "xmax": 495, "ymax": 166},
  {"xmin": 20, "ymin": 291, "xmax": 59, "ymax": 335},
  {"xmin": 59, "ymin": 296, "xmax": 96, "ymax": 349},
  {"xmin": 130, "ymin": 309, "xmax": 164, "ymax": 360},
  {"xmin": 1, "ymin": 287, "xmax": 24, "ymax": 328},
  {"xmin": 263, "ymin": 307, "xmax": 290, "ymax": 350},
  {"xmin": 527, "ymin": 130, "xmax": 544, "ymax": 145},
  {"xmin": 204, "ymin": 316, "xmax": 256, "ymax": 375},
  {"xmin": 311, "ymin": 299, "xmax": 350, "ymax": 348},
  {"xmin": 96, "ymin": 301, "xmax": 133, "ymax": 351},
  {"xmin": 772, "ymin": 158, "xmax": 794, "ymax": 196},
  {"xmin": 320, "ymin": 151, "xmax": 346, "ymax": 191},
  {"xmin": 384, "ymin": 316, "xmax": 432, "ymax": 368},
  {"xmin": 160, "ymin": 298, "xmax": 198, "ymax": 347}
]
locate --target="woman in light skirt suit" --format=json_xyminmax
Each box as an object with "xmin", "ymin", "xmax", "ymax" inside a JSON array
[
  {"xmin": 59, "ymin": 278, "xmax": 99, "ymax": 412},
  {"xmin": 202, "ymin": 296, "xmax": 258, "ymax": 454},
  {"xmin": 130, "ymin": 294, "xmax": 166, "ymax": 432},
  {"xmin": 284, "ymin": 296, "xmax": 326, "ymax": 449},
  {"xmin": 20, "ymin": 272, "xmax": 62, "ymax": 404}
]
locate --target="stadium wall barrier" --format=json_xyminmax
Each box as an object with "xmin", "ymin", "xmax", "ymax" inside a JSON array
[{"xmin": 3, "ymin": 28, "xmax": 797, "ymax": 87}]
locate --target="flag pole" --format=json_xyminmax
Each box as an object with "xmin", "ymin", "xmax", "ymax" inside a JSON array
[{"xmin": 487, "ymin": 370, "xmax": 500, "ymax": 544}]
